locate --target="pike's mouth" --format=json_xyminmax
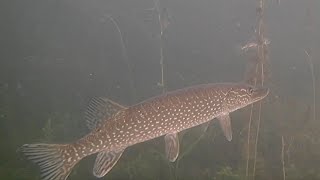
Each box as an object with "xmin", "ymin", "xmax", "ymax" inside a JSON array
[{"xmin": 252, "ymin": 87, "xmax": 269, "ymax": 102}]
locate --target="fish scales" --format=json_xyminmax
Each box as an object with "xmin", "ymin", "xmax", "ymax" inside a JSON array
[
  {"xmin": 75, "ymin": 84, "xmax": 225, "ymax": 153},
  {"xmin": 20, "ymin": 83, "xmax": 269, "ymax": 180}
]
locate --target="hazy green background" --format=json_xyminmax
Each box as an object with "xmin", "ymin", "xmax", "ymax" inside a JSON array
[{"xmin": 1, "ymin": 0, "xmax": 319, "ymax": 179}]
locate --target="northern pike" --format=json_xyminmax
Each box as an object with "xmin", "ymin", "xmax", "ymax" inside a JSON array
[{"xmin": 20, "ymin": 83, "xmax": 269, "ymax": 180}]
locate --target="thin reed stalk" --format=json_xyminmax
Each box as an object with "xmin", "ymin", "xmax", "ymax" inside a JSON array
[
  {"xmin": 252, "ymin": 96, "xmax": 263, "ymax": 178},
  {"xmin": 106, "ymin": 15, "xmax": 137, "ymax": 102},
  {"xmin": 245, "ymin": 0, "xmax": 269, "ymax": 179},
  {"xmin": 304, "ymin": 49, "xmax": 316, "ymax": 122},
  {"xmin": 152, "ymin": 0, "xmax": 167, "ymax": 93},
  {"xmin": 245, "ymin": 106, "xmax": 252, "ymax": 178},
  {"xmin": 245, "ymin": 64, "xmax": 259, "ymax": 179},
  {"xmin": 174, "ymin": 127, "xmax": 217, "ymax": 180},
  {"xmin": 159, "ymin": 40, "xmax": 165, "ymax": 93},
  {"xmin": 281, "ymin": 136, "xmax": 286, "ymax": 180},
  {"xmin": 253, "ymin": 5, "xmax": 267, "ymax": 179}
]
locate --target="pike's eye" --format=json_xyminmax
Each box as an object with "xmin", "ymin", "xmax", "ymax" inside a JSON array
[{"xmin": 248, "ymin": 87, "xmax": 254, "ymax": 94}]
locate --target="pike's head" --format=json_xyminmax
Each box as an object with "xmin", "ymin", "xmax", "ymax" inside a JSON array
[{"xmin": 223, "ymin": 83, "xmax": 269, "ymax": 112}]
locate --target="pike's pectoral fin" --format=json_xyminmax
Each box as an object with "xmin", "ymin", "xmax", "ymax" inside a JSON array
[
  {"xmin": 217, "ymin": 114, "xmax": 232, "ymax": 141},
  {"xmin": 85, "ymin": 97, "xmax": 127, "ymax": 130},
  {"xmin": 93, "ymin": 148, "xmax": 125, "ymax": 178},
  {"xmin": 164, "ymin": 133, "xmax": 179, "ymax": 162}
]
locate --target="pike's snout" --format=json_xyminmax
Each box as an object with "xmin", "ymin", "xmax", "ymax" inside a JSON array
[{"xmin": 252, "ymin": 86, "xmax": 269, "ymax": 101}]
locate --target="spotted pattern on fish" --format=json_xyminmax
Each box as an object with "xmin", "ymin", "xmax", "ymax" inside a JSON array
[{"xmin": 20, "ymin": 83, "xmax": 269, "ymax": 180}]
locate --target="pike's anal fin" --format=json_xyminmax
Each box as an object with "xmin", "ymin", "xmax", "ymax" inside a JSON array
[
  {"xmin": 93, "ymin": 148, "xmax": 125, "ymax": 178},
  {"xmin": 85, "ymin": 97, "xmax": 127, "ymax": 130},
  {"xmin": 164, "ymin": 133, "xmax": 179, "ymax": 162},
  {"xmin": 217, "ymin": 114, "xmax": 233, "ymax": 141}
]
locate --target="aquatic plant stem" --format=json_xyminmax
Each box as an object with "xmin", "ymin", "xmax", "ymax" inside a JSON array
[
  {"xmin": 175, "ymin": 134, "xmax": 204, "ymax": 180},
  {"xmin": 253, "ymin": 38, "xmax": 266, "ymax": 180},
  {"xmin": 248, "ymin": 0, "xmax": 268, "ymax": 178},
  {"xmin": 106, "ymin": 15, "xmax": 137, "ymax": 102},
  {"xmin": 151, "ymin": 0, "xmax": 166, "ymax": 93},
  {"xmin": 281, "ymin": 136, "xmax": 286, "ymax": 180},
  {"xmin": 252, "ymin": 97, "xmax": 262, "ymax": 179},
  {"xmin": 158, "ymin": 4, "xmax": 166, "ymax": 93},
  {"xmin": 245, "ymin": 65, "xmax": 258, "ymax": 179},
  {"xmin": 174, "ymin": 128, "xmax": 216, "ymax": 180},
  {"xmin": 253, "ymin": 44, "xmax": 266, "ymax": 179},
  {"xmin": 159, "ymin": 40, "xmax": 165, "ymax": 93},
  {"xmin": 304, "ymin": 49, "xmax": 316, "ymax": 123},
  {"xmin": 245, "ymin": 106, "xmax": 252, "ymax": 179}
]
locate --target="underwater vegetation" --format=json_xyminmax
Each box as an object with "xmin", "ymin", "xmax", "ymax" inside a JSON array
[
  {"xmin": 143, "ymin": 0, "xmax": 171, "ymax": 93},
  {"xmin": 3, "ymin": 95, "xmax": 318, "ymax": 180},
  {"xmin": 243, "ymin": 0, "xmax": 270, "ymax": 179},
  {"xmin": 1, "ymin": 0, "xmax": 319, "ymax": 179}
]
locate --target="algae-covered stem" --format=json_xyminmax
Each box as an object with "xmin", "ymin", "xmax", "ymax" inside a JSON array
[
  {"xmin": 253, "ymin": 0, "xmax": 267, "ymax": 178},
  {"xmin": 245, "ymin": 0, "xmax": 269, "ymax": 179}
]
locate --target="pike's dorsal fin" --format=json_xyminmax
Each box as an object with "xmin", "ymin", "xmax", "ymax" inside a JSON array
[
  {"xmin": 217, "ymin": 114, "xmax": 232, "ymax": 141},
  {"xmin": 85, "ymin": 97, "xmax": 127, "ymax": 130},
  {"xmin": 164, "ymin": 133, "xmax": 180, "ymax": 162},
  {"xmin": 93, "ymin": 148, "xmax": 125, "ymax": 178}
]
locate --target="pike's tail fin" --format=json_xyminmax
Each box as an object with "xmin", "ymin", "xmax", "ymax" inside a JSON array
[{"xmin": 20, "ymin": 143, "xmax": 80, "ymax": 180}]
